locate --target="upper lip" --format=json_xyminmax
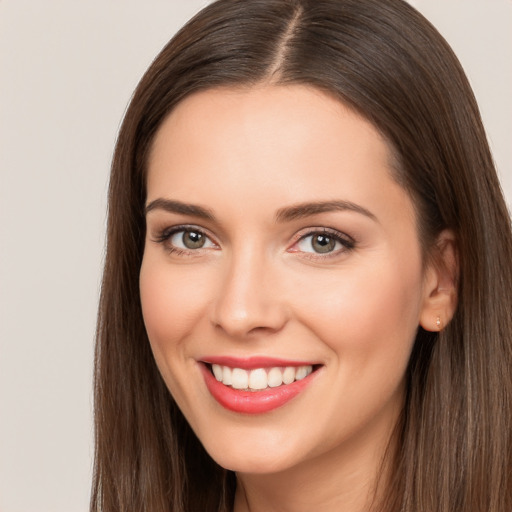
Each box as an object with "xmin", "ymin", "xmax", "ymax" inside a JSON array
[{"xmin": 200, "ymin": 355, "xmax": 320, "ymax": 370}]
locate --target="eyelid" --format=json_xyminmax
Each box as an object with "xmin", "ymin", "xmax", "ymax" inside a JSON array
[
  {"xmin": 151, "ymin": 224, "xmax": 219, "ymax": 254},
  {"xmin": 150, "ymin": 223, "xmax": 355, "ymax": 259},
  {"xmin": 288, "ymin": 227, "xmax": 356, "ymax": 257}
]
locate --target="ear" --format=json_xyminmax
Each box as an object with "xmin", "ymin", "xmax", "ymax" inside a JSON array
[{"xmin": 419, "ymin": 230, "xmax": 458, "ymax": 332}]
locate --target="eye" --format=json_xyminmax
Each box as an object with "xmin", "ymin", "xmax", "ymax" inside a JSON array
[
  {"xmin": 170, "ymin": 229, "xmax": 214, "ymax": 250},
  {"xmin": 293, "ymin": 229, "xmax": 355, "ymax": 256},
  {"xmin": 153, "ymin": 226, "xmax": 217, "ymax": 254}
]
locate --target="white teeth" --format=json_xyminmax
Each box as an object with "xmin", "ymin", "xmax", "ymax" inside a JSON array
[
  {"xmin": 267, "ymin": 367, "xmax": 283, "ymax": 388},
  {"xmin": 210, "ymin": 364, "xmax": 313, "ymax": 390},
  {"xmin": 231, "ymin": 368, "xmax": 249, "ymax": 390},
  {"xmin": 212, "ymin": 364, "xmax": 223, "ymax": 381},
  {"xmin": 249, "ymin": 368, "xmax": 268, "ymax": 390},
  {"xmin": 222, "ymin": 366, "xmax": 232, "ymax": 386},
  {"xmin": 295, "ymin": 366, "xmax": 309, "ymax": 380},
  {"xmin": 282, "ymin": 366, "xmax": 295, "ymax": 385}
]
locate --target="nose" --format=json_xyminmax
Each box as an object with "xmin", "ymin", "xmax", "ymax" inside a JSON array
[{"xmin": 210, "ymin": 249, "xmax": 289, "ymax": 339}]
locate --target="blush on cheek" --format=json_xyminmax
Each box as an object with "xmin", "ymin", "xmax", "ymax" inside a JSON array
[
  {"xmin": 140, "ymin": 265, "xmax": 174, "ymax": 348},
  {"xmin": 141, "ymin": 286, "xmax": 183, "ymax": 347},
  {"xmin": 296, "ymin": 261, "xmax": 421, "ymax": 360},
  {"xmin": 139, "ymin": 260, "xmax": 213, "ymax": 350}
]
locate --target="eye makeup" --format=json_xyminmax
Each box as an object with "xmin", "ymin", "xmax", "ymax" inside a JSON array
[{"xmin": 151, "ymin": 223, "xmax": 356, "ymax": 261}]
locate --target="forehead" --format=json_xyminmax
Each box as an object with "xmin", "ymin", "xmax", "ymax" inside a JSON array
[
  {"xmin": 150, "ymin": 85, "xmax": 391, "ymax": 162},
  {"xmin": 146, "ymin": 84, "xmax": 414, "ymax": 229}
]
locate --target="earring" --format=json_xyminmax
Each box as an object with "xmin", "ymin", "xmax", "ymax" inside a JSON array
[{"xmin": 436, "ymin": 316, "xmax": 441, "ymax": 330}]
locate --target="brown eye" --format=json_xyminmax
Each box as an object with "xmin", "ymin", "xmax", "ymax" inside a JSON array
[
  {"xmin": 165, "ymin": 228, "xmax": 216, "ymax": 252},
  {"xmin": 311, "ymin": 234, "xmax": 337, "ymax": 253},
  {"xmin": 181, "ymin": 230, "xmax": 206, "ymax": 249},
  {"xmin": 294, "ymin": 230, "xmax": 355, "ymax": 256}
]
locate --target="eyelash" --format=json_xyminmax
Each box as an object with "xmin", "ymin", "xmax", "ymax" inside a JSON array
[
  {"xmin": 290, "ymin": 228, "xmax": 355, "ymax": 260},
  {"xmin": 152, "ymin": 225, "xmax": 356, "ymax": 259},
  {"xmin": 152, "ymin": 225, "xmax": 217, "ymax": 257}
]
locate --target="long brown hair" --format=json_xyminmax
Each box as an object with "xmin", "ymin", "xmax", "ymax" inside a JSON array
[{"xmin": 91, "ymin": 1, "xmax": 512, "ymax": 510}]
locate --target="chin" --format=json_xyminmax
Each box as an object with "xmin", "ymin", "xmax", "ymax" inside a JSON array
[
  {"xmin": 211, "ymin": 450, "xmax": 293, "ymax": 475},
  {"xmin": 196, "ymin": 423, "xmax": 313, "ymax": 475}
]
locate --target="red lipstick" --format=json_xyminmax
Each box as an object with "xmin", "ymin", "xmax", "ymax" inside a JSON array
[{"xmin": 199, "ymin": 358, "xmax": 319, "ymax": 414}]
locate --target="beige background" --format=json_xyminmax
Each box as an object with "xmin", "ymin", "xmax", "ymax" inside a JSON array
[{"xmin": 0, "ymin": 1, "xmax": 510, "ymax": 511}]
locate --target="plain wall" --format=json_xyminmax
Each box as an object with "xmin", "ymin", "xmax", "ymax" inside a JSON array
[{"xmin": 0, "ymin": 1, "xmax": 510, "ymax": 511}]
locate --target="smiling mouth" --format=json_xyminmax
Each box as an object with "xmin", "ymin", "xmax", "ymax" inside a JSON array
[
  {"xmin": 207, "ymin": 363, "xmax": 315, "ymax": 391},
  {"xmin": 200, "ymin": 361, "xmax": 321, "ymax": 414}
]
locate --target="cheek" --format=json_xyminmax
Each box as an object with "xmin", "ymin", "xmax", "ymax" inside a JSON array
[
  {"xmin": 139, "ymin": 255, "xmax": 219, "ymax": 419},
  {"xmin": 139, "ymin": 257, "xmax": 211, "ymax": 352},
  {"xmin": 294, "ymin": 254, "xmax": 424, "ymax": 364}
]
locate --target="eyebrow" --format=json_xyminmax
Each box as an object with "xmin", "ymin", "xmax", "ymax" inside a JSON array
[
  {"xmin": 145, "ymin": 198, "xmax": 215, "ymax": 220},
  {"xmin": 275, "ymin": 200, "xmax": 377, "ymax": 223},
  {"xmin": 144, "ymin": 198, "xmax": 377, "ymax": 223}
]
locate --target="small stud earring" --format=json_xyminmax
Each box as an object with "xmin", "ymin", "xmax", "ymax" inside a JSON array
[{"xmin": 436, "ymin": 316, "xmax": 441, "ymax": 329}]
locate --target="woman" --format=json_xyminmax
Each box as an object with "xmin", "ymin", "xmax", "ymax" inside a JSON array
[{"xmin": 91, "ymin": 0, "xmax": 512, "ymax": 510}]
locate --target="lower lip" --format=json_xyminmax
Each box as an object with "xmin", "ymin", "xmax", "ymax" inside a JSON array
[{"xmin": 200, "ymin": 363, "xmax": 318, "ymax": 414}]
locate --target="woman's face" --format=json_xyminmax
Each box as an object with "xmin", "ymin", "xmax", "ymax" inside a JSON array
[{"xmin": 140, "ymin": 85, "xmax": 433, "ymax": 476}]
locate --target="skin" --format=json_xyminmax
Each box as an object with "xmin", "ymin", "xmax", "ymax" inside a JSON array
[{"xmin": 140, "ymin": 85, "xmax": 456, "ymax": 512}]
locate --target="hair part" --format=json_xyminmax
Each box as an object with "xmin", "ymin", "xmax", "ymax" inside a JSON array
[
  {"xmin": 265, "ymin": 3, "xmax": 304, "ymax": 80},
  {"xmin": 92, "ymin": 1, "xmax": 512, "ymax": 511}
]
